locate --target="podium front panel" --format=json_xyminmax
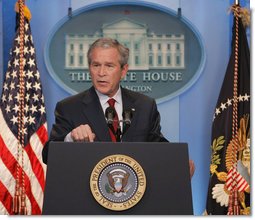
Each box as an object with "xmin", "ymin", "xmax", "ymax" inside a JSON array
[{"xmin": 43, "ymin": 142, "xmax": 193, "ymax": 215}]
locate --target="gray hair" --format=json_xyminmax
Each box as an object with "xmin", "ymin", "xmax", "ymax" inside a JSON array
[{"xmin": 87, "ymin": 38, "xmax": 129, "ymax": 68}]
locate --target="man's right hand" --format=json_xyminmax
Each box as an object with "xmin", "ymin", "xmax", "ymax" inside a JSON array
[{"xmin": 71, "ymin": 124, "xmax": 96, "ymax": 142}]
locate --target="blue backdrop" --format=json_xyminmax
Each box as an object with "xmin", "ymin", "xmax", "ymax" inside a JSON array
[{"xmin": 0, "ymin": 0, "xmax": 250, "ymax": 215}]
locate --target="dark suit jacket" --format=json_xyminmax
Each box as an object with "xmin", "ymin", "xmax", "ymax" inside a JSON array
[{"xmin": 42, "ymin": 86, "xmax": 167, "ymax": 163}]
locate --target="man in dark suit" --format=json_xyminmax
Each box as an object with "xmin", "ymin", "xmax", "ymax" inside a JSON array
[{"xmin": 42, "ymin": 37, "xmax": 194, "ymax": 177}]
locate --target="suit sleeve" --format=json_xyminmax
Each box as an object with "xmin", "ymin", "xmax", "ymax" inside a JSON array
[
  {"xmin": 147, "ymin": 100, "xmax": 168, "ymax": 142},
  {"xmin": 49, "ymin": 101, "xmax": 75, "ymax": 141},
  {"xmin": 42, "ymin": 101, "xmax": 74, "ymax": 163}
]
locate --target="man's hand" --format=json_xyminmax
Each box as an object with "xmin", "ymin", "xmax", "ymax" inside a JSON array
[
  {"xmin": 189, "ymin": 159, "xmax": 195, "ymax": 178},
  {"xmin": 71, "ymin": 124, "xmax": 96, "ymax": 142}
]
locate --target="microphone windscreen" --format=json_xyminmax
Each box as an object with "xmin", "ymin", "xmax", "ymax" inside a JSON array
[
  {"xmin": 105, "ymin": 107, "xmax": 116, "ymax": 125},
  {"xmin": 122, "ymin": 109, "xmax": 133, "ymax": 125}
]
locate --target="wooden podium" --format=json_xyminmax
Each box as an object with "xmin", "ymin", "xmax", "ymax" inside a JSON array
[{"xmin": 42, "ymin": 142, "xmax": 193, "ymax": 215}]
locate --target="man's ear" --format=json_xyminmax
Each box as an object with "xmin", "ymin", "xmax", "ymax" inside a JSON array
[{"xmin": 121, "ymin": 64, "xmax": 129, "ymax": 79}]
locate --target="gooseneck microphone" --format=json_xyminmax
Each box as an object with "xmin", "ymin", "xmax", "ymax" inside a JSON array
[
  {"xmin": 122, "ymin": 109, "xmax": 133, "ymax": 126},
  {"xmin": 105, "ymin": 107, "xmax": 135, "ymax": 141},
  {"xmin": 105, "ymin": 107, "xmax": 116, "ymax": 126},
  {"xmin": 122, "ymin": 108, "xmax": 134, "ymax": 135}
]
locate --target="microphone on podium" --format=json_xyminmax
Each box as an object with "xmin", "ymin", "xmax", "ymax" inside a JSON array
[
  {"xmin": 122, "ymin": 108, "xmax": 134, "ymax": 135},
  {"xmin": 105, "ymin": 107, "xmax": 116, "ymax": 126},
  {"xmin": 105, "ymin": 107, "xmax": 135, "ymax": 141}
]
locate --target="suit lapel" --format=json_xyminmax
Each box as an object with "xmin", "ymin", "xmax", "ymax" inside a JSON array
[{"xmin": 82, "ymin": 87, "xmax": 111, "ymax": 141}]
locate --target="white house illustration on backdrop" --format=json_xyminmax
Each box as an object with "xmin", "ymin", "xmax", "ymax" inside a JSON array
[{"xmin": 65, "ymin": 18, "xmax": 185, "ymax": 70}]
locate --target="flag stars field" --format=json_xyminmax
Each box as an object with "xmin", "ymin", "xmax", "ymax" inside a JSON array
[
  {"xmin": 11, "ymin": 70, "xmax": 18, "ymax": 78},
  {"xmin": 28, "ymin": 58, "xmax": 35, "ymax": 67},
  {"xmin": 213, "ymin": 94, "xmax": 250, "ymax": 121},
  {"xmin": 26, "ymin": 70, "xmax": 34, "ymax": 79}
]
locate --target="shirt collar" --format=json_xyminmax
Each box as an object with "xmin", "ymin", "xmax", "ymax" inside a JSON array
[{"xmin": 95, "ymin": 87, "xmax": 122, "ymax": 105}]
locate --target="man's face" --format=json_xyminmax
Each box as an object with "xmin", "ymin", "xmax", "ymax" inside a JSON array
[{"xmin": 89, "ymin": 47, "xmax": 128, "ymax": 97}]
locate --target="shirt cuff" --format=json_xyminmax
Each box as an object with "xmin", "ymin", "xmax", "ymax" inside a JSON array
[{"xmin": 64, "ymin": 132, "xmax": 73, "ymax": 142}]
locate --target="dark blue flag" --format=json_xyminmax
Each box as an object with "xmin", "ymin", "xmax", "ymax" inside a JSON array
[{"xmin": 206, "ymin": 5, "xmax": 250, "ymax": 215}]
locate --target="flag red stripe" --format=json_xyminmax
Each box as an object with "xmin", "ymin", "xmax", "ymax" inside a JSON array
[
  {"xmin": 24, "ymin": 144, "xmax": 45, "ymax": 190},
  {"xmin": 238, "ymin": 180, "xmax": 248, "ymax": 191},
  {"xmin": 0, "ymin": 135, "xmax": 17, "ymax": 180},
  {"xmin": 0, "ymin": 135, "xmax": 41, "ymax": 214},
  {"xmin": 36, "ymin": 124, "xmax": 48, "ymax": 145},
  {"xmin": 23, "ymin": 171, "xmax": 42, "ymax": 215},
  {"xmin": 226, "ymin": 167, "xmax": 249, "ymax": 191},
  {"xmin": 0, "ymin": 180, "xmax": 13, "ymax": 215}
]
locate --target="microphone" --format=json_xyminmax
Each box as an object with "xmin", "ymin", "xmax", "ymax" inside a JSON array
[
  {"xmin": 105, "ymin": 107, "xmax": 116, "ymax": 126},
  {"xmin": 122, "ymin": 108, "xmax": 134, "ymax": 134}
]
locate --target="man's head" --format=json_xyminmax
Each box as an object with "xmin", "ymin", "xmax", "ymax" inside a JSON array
[
  {"xmin": 87, "ymin": 38, "xmax": 129, "ymax": 68},
  {"xmin": 87, "ymin": 38, "xmax": 129, "ymax": 97}
]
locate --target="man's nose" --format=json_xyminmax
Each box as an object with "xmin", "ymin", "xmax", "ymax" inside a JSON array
[{"xmin": 98, "ymin": 66, "xmax": 106, "ymax": 76}]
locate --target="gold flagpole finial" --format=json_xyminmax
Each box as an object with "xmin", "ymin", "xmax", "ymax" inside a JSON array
[
  {"xmin": 229, "ymin": 3, "xmax": 250, "ymax": 28},
  {"xmin": 15, "ymin": 1, "xmax": 32, "ymax": 20}
]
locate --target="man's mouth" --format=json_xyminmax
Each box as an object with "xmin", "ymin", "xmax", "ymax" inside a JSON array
[{"xmin": 97, "ymin": 80, "xmax": 108, "ymax": 85}]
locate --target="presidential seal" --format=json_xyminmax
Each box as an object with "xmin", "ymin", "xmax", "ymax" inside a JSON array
[{"xmin": 90, "ymin": 154, "xmax": 146, "ymax": 211}]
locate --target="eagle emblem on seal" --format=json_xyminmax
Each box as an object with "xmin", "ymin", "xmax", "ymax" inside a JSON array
[{"xmin": 106, "ymin": 169, "xmax": 131, "ymax": 197}]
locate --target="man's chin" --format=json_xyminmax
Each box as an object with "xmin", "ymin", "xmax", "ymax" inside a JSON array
[{"xmin": 95, "ymin": 87, "xmax": 110, "ymax": 96}]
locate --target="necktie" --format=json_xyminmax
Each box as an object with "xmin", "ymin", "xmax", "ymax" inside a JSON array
[{"xmin": 107, "ymin": 98, "xmax": 119, "ymax": 142}]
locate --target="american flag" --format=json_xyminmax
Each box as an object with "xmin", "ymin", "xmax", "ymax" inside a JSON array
[{"xmin": 0, "ymin": 10, "xmax": 48, "ymax": 214}]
